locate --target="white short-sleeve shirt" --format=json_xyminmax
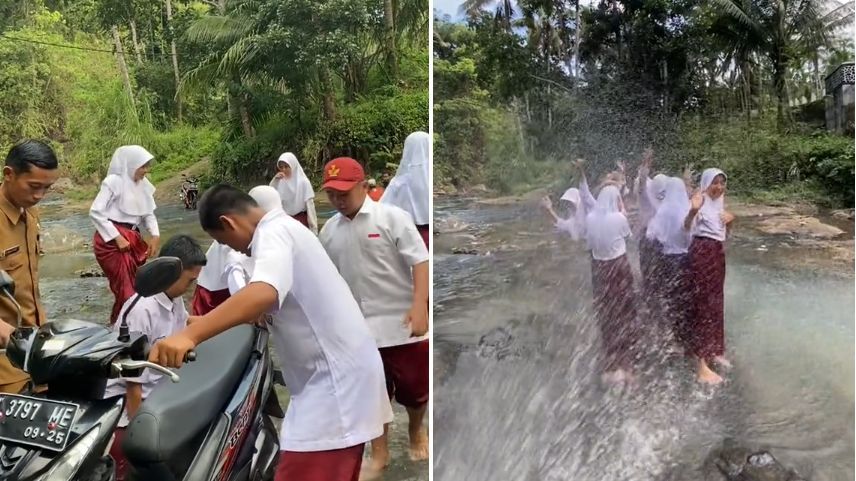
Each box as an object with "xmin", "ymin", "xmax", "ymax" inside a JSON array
[
  {"xmin": 319, "ymin": 198, "xmax": 429, "ymax": 348},
  {"xmin": 103, "ymin": 293, "xmax": 187, "ymax": 426},
  {"xmin": 89, "ymin": 176, "xmax": 159, "ymax": 241},
  {"xmin": 249, "ymin": 209, "xmax": 393, "ymax": 452}
]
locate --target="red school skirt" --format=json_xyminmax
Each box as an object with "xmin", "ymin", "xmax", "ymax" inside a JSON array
[
  {"xmin": 590, "ymin": 253, "xmax": 639, "ymax": 372},
  {"xmin": 94, "ymin": 223, "xmax": 148, "ymax": 324},
  {"xmin": 688, "ymin": 236, "xmax": 726, "ymax": 360},
  {"xmin": 190, "ymin": 285, "xmax": 231, "ymax": 316}
]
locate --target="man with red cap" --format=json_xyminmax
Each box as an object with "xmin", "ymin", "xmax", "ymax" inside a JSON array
[{"xmin": 318, "ymin": 157, "xmax": 430, "ymax": 478}]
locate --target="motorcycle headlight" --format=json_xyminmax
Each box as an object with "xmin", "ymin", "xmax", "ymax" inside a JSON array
[{"xmin": 37, "ymin": 425, "xmax": 101, "ymax": 481}]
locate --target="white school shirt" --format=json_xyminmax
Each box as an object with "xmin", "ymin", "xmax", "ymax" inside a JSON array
[
  {"xmin": 319, "ymin": 198, "xmax": 429, "ymax": 348},
  {"xmin": 249, "ymin": 209, "xmax": 393, "ymax": 452},
  {"xmin": 103, "ymin": 293, "xmax": 187, "ymax": 426},
  {"xmin": 89, "ymin": 177, "xmax": 159, "ymax": 242},
  {"xmin": 196, "ymin": 242, "xmax": 249, "ymax": 291}
]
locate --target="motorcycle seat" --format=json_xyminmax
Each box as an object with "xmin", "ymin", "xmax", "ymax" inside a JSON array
[{"xmin": 122, "ymin": 324, "xmax": 255, "ymax": 463}]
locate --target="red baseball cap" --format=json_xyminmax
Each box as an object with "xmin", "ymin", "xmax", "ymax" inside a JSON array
[{"xmin": 322, "ymin": 157, "xmax": 365, "ymax": 191}]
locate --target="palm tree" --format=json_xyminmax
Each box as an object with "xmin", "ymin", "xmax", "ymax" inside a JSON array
[
  {"xmin": 461, "ymin": 0, "xmax": 516, "ymax": 31},
  {"xmin": 181, "ymin": 2, "xmax": 264, "ymax": 138},
  {"xmin": 710, "ymin": 0, "xmax": 830, "ymax": 128}
]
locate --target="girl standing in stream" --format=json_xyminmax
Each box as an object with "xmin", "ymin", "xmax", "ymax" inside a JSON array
[
  {"xmin": 685, "ymin": 168, "xmax": 735, "ymax": 384},
  {"xmin": 269, "ymin": 152, "xmax": 318, "ymax": 233},
  {"xmin": 89, "ymin": 145, "xmax": 160, "ymax": 324},
  {"xmin": 585, "ymin": 184, "xmax": 639, "ymax": 383}
]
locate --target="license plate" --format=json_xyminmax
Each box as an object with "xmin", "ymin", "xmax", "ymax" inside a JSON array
[{"xmin": 0, "ymin": 394, "xmax": 78, "ymax": 452}]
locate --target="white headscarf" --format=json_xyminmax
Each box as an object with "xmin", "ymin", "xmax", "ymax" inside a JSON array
[
  {"xmin": 556, "ymin": 188, "xmax": 587, "ymax": 241},
  {"xmin": 195, "ymin": 241, "xmax": 247, "ymax": 291},
  {"xmin": 105, "ymin": 145, "xmax": 156, "ymax": 216},
  {"xmin": 381, "ymin": 131, "xmax": 430, "ymax": 225},
  {"xmin": 647, "ymin": 177, "xmax": 692, "ymax": 254},
  {"xmin": 270, "ymin": 152, "xmax": 314, "ymax": 215},
  {"xmin": 585, "ymin": 186, "xmax": 631, "ymax": 261},
  {"xmin": 248, "ymin": 185, "xmax": 284, "ymax": 213},
  {"xmin": 692, "ymin": 168, "xmax": 728, "ymax": 241}
]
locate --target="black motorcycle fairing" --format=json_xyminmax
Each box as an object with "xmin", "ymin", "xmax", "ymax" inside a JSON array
[
  {"xmin": 13, "ymin": 320, "xmax": 148, "ymax": 390},
  {"xmin": 0, "ymin": 396, "xmax": 123, "ymax": 480}
]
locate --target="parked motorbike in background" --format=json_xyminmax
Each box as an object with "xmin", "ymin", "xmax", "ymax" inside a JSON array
[{"xmin": 180, "ymin": 175, "xmax": 199, "ymax": 210}]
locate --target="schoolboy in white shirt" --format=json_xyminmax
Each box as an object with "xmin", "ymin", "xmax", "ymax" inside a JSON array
[
  {"xmin": 104, "ymin": 234, "xmax": 206, "ymax": 481},
  {"xmin": 148, "ymin": 184, "xmax": 393, "ymax": 481},
  {"xmin": 318, "ymin": 157, "xmax": 430, "ymax": 478}
]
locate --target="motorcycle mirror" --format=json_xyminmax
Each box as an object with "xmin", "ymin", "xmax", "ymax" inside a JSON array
[
  {"xmin": 134, "ymin": 257, "xmax": 183, "ymax": 297},
  {"xmin": 0, "ymin": 270, "xmax": 14, "ymax": 296},
  {"xmin": 0, "ymin": 270, "xmax": 23, "ymax": 328},
  {"xmin": 119, "ymin": 257, "xmax": 183, "ymax": 342}
]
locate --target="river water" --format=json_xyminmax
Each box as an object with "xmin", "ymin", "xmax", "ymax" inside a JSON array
[
  {"xmin": 33, "ymin": 194, "xmax": 427, "ymax": 481},
  {"xmin": 433, "ymin": 197, "xmax": 854, "ymax": 481}
]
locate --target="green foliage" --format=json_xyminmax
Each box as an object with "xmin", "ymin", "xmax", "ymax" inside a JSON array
[{"xmin": 674, "ymin": 118, "xmax": 855, "ymax": 207}]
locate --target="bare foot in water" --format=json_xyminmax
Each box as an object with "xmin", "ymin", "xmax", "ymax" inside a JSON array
[
  {"xmin": 359, "ymin": 456, "xmax": 388, "ymax": 481},
  {"xmin": 601, "ymin": 369, "xmax": 627, "ymax": 385},
  {"xmin": 713, "ymin": 356, "xmax": 733, "ymax": 370},
  {"xmin": 409, "ymin": 428, "xmax": 429, "ymax": 461},
  {"xmin": 359, "ymin": 427, "xmax": 390, "ymax": 481},
  {"xmin": 697, "ymin": 359, "xmax": 724, "ymax": 385}
]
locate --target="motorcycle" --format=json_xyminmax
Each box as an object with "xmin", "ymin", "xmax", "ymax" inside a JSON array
[
  {"xmin": 180, "ymin": 175, "xmax": 199, "ymax": 210},
  {"xmin": 0, "ymin": 257, "xmax": 281, "ymax": 481}
]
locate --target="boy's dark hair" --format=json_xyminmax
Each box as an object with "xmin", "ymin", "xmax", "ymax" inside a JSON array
[
  {"xmin": 159, "ymin": 235, "xmax": 207, "ymax": 268},
  {"xmin": 198, "ymin": 184, "xmax": 259, "ymax": 231},
  {"xmin": 5, "ymin": 140, "xmax": 59, "ymax": 173}
]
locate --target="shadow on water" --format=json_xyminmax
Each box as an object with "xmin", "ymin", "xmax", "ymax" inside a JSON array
[
  {"xmin": 433, "ymin": 198, "xmax": 854, "ymax": 481},
  {"xmin": 35, "ymin": 196, "xmax": 427, "ymax": 481}
]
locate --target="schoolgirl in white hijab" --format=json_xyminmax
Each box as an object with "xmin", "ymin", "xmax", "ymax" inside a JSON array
[
  {"xmin": 270, "ymin": 152, "xmax": 317, "ymax": 233},
  {"xmin": 89, "ymin": 145, "xmax": 161, "ymax": 323},
  {"xmin": 647, "ymin": 177, "xmax": 692, "ymax": 254},
  {"xmin": 684, "ymin": 167, "xmax": 734, "ymax": 385},
  {"xmin": 585, "ymin": 185, "xmax": 639, "ymax": 382},
  {"xmin": 381, "ymin": 131, "xmax": 430, "ymax": 226},
  {"xmin": 541, "ymin": 188, "xmax": 587, "ymax": 241},
  {"xmin": 585, "ymin": 186, "xmax": 631, "ymax": 261}
]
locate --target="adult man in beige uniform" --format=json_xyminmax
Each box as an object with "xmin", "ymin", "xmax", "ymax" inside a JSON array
[{"xmin": 0, "ymin": 140, "xmax": 59, "ymax": 393}]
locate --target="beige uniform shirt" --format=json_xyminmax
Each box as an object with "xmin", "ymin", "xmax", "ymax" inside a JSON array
[{"xmin": 0, "ymin": 190, "xmax": 45, "ymax": 389}]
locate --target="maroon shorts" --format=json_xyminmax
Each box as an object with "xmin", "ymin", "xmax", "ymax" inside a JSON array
[
  {"xmin": 110, "ymin": 428, "xmax": 130, "ymax": 481},
  {"xmin": 378, "ymin": 340, "xmax": 429, "ymax": 408},
  {"xmin": 275, "ymin": 445, "xmax": 364, "ymax": 481},
  {"xmin": 292, "ymin": 211, "xmax": 309, "ymax": 228},
  {"xmin": 416, "ymin": 224, "xmax": 429, "ymax": 249}
]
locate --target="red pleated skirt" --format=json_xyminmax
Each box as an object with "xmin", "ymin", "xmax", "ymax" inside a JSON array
[
  {"xmin": 292, "ymin": 211, "xmax": 309, "ymax": 228},
  {"xmin": 93, "ymin": 223, "xmax": 148, "ymax": 324},
  {"xmin": 590, "ymin": 254, "xmax": 639, "ymax": 372},
  {"xmin": 688, "ymin": 236, "xmax": 726, "ymax": 360},
  {"xmin": 416, "ymin": 224, "xmax": 429, "ymax": 249},
  {"xmin": 190, "ymin": 285, "xmax": 231, "ymax": 316}
]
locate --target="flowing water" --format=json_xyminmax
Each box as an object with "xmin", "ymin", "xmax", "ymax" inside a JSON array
[
  {"xmin": 433, "ymin": 197, "xmax": 854, "ymax": 481},
  {"xmin": 34, "ymin": 194, "xmax": 427, "ymax": 481}
]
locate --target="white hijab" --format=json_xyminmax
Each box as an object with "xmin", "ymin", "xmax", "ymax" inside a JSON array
[
  {"xmin": 249, "ymin": 185, "xmax": 285, "ymax": 213},
  {"xmin": 270, "ymin": 152, "xmax": 314, "ymax": 215},
  {"xmin": 693, "ymin": 168, "xmax": 727, "ymax": 241},
  {"xmin": 647, "ymin": 177, "xmax": 692, "ymax": 254},
  {"xmin": 105, "ymin": 145, "xmax": 156, "ymax": 217},
  {"xmin": 381, "ymin": 131, "xmax": 430, "ymax": 225},
  {"xmin": 196, "ymin": 241, "xmax": 246, "ymax": 291},
  {"xmin": 585, "ymin": 186, "xmax": 631, "ymax": 261},
  {"xmin": 556, "ymin": 188, "xmax": 587, "ymax": 241}
]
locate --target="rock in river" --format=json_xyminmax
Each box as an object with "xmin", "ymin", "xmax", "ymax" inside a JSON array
[{"xmin": 707, "ymin": 439, "xmax": 806, "ymax": 481}]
